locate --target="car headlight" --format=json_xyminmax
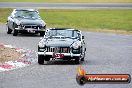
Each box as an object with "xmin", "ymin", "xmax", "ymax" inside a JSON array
[
  {"xmin": 72, "ymin": 42, "xmax": 81, "ymax": 49},
  {"xmin": 14, "ymin": 23, "xmax": 21, "ymax": 29},
  {"xmin": 15, "ymin": 20, "xmax": 21, "ymax": 25},
  {"xmin": 41, "ymin": 20, "xmax": 46, "ymax": 26},
  {"xmin": 38, "ymin": 41, "xmax": 45, "ymax": 48}
]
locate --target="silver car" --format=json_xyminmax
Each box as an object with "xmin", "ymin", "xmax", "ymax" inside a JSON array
[{"xmin": 6, "ymin": 9, "xmax": 46, "ymax": 36}]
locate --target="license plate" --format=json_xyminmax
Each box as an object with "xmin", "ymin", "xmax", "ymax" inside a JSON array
[
  {"xmin": 27, "ymin": 28, "xmax": 36, "ymax": 33},
  {"xmin": 30, "ymin": 30, "xmax": 35, "ymax": 33},
  {"xmin": 53, "ymin": 53, "xmax": 64, "ymax": 58}
]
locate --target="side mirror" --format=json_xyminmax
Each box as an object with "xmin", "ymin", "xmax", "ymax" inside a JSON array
[{"xmin": 82, "ymin": 36, "xmax": 84, "ymax": 39}]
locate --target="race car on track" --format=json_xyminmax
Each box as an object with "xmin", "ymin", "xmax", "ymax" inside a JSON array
[
  {"xmin": 38, "ymin": 28, "xmax": 86, "ymax": 64},
  {"xmin": 6, "ymin": 9, "xmax": 46, "ymax": 36}
]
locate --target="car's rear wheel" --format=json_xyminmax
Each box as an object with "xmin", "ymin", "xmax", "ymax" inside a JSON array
[
  {"xmin": 38, "ymin": 55, "xmax": 44, "ymax": 65},
  {"xmin": 7, "ymin": 26, "xmax": 12, "ymax": 34},
  {"xmin": 13, "ymin": 29, "xmax": 18, "ymax": 36},
  {"xmin": 80, "ymin": 47, "xmax": 86, "ymax": 61},
  {"xmin": 81, "ymin": 50, "xmax": 86, "ymax": 61}
]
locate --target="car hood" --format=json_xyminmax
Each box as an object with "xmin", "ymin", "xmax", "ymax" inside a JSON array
[
  {"xmin": 45, "ymin": 38, "xmax": 78, "ymax": 47},
  {"xmin": 14, "ymin": 18, "xmax": 44, "ymax": 25}
]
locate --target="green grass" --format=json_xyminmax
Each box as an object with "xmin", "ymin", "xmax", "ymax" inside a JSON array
[
  {"xmin": 0, "ymin": 9, "xmax": 132, "ymax": 34},
  {"xmin": 40, "ymin": 9, "xmax": 132, "ymax": 32},
  {"xmin": 0, "ymin": 9, "xmax": 12, "ymax": 23},
  {"xmin": 0, "ymin": 0, "xmax": 132, "ymax": 3}
]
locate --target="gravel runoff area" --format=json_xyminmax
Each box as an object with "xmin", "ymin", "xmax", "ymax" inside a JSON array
[
  {"xmin": 0, "ymin": 44, "xmax": 21, "ymax": 63},
  {"xmin": 0, "ymin": 42, "xmax": 37, "ymax": 72}
]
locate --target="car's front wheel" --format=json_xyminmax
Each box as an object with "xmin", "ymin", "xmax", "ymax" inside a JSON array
[
  {"xmin": 44, "ymin": 56, "xmax": 50, "ymax": 61},
  {"xmin": 13, "ymin": 29, "xmax": 18, "ymax": 36},
  {"xmin": 38, "ymin": 55, "xmax": 44, "ymax": 65},
  {"xmin": 75, "ymin": 57, "xmax": 80, "ymax": 64},
  {"xmin": 40, "ymin": 31, "xmax": 45, "ymax": 36},
  {"xmin": 7, "ymin": 26, "xmax": 12, "ymax": 34}
]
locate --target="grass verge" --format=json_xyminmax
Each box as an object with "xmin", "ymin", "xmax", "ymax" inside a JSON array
[
  {"xmin": 0, "ymin": 0, "xmax": 132, "ymax": 3},
  {"xmin": 0, "ymin": 8, "xmax": 132, "ymax": 34}
]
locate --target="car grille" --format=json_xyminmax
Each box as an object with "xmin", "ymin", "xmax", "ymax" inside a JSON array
[
  {"xmin": 22, "ymin": 24, "xmax": 42, "ymax": 29},
  {"xmin": 46, "ymin": 47, "xmax": 71, "ymax": 53}
]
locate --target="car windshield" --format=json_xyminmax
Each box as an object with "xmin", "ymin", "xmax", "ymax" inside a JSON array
[
  {"xmin": 14, "ymin": 10, "xmax": 40, "ymax": 19},
  {"xmin": 46, "ymin": 29, "xmax": 80, "ymax": 39}
]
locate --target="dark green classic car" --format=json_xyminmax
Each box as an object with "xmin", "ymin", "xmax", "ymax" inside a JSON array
[
  {"xmin": 6, "ymin": 9, "xmax": 46, "ymax": 36},
  {"xmin": 38, "ymin": 28, "xmax": 86, "ymax": 64}
]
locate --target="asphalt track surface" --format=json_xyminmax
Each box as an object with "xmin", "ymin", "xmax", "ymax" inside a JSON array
[
  {"xmin": 0, "ymin": 2, "xmax": 132, "ymax": 9},
  {"xmin": 0, "ymin": 24, "xmax": 132, "ymax": 88}
]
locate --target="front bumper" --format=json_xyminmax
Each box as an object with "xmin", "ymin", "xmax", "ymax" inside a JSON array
[
  {"xmin": 38, "ymin": 52, "xmax": 81, "ymax": 57},
  {"xmin": 15, "ymin": 28, "xmax": 45, "ymax": 32},
  {"xmin": 14, "ymin": 24, "xmax": 46, "ymax": 32}
]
